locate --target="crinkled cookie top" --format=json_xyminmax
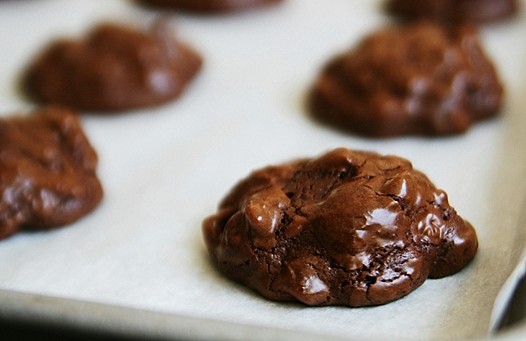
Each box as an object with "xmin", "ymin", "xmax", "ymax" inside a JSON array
[{"xmin": 203, "ymin": 148, "xmax": 478, "ymax": 306}]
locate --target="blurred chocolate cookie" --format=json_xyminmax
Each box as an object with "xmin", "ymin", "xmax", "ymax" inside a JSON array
[
  {"xmin": 385, "ymin": 0, "xmax": 518, "ymax": 24},
  {"xmin": 22, "ymin": 22, "xmax": 202, "ymax": 112},
  {"xmin": 0, "ymin": 107, "xmax": 103, "ymax": 240},
  {"xmin": 136, "ymin": 0, "xmax": 283, "ymax": 13},
  {"xmin": 308, "ymin": 21, "xmax": 503, "ymax": 137},
  {"xmin": 202, "ymin": 148, "xmax": 478, "ymax": 306}
]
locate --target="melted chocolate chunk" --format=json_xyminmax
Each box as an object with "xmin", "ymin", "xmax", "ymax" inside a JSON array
[
  {"xmin": 308, "ymin": 21, "xmax": 503, "ymax": 137},
  {"xmin": 135, "ymin": 0, "xmax": 283, "ymax": 13},
  {"xmin": 385, "ymin": 0, "xmax": 519, "ymax": 24},
  {"xmin": 22, "ymin": 22, "xmax": 202, "ymax": 112},
  {"xmin": 202, "ymin": 148, "xmax": 478, "ymax": 306},
  {"xmin": 0, "ymin": 107, "xmax": 103, "ymax": 240}
]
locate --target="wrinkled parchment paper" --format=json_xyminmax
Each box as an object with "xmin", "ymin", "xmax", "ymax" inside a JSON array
[{"xmin": 0, "ymin": 1, "xmax": 525, "ymax": 340}]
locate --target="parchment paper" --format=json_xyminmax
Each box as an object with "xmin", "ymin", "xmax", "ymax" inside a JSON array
[{"xmin": 0, "ymin": 1, "xmax": 525, "ymax": 340}]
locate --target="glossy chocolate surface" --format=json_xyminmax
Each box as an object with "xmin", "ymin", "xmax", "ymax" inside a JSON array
[
  {"xmin": 385, "ymin": 0, "xmax": 518, "ymax": 24},
  {"xmin": 136, "ymin": 0, "xmax": 283, "ymax": 13},
  {"xmin": 203, "ymin": 148, "xmax": 478, "ymax": 306},
  {"xmin": 0, "ymin": 107, "xmax": 103, "ymax": 240},
  {"xmin": 308, "ymin": 21, "xmax": 503, "ymax": 137},
  {"xmin": 22, "ymin": 22, "xmax": 202, "ymax": 112}
]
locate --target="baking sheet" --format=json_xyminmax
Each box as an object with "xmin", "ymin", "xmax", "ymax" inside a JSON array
[{"xmin": 0, "ymin": 0, "xmax": 526, "ymax": 340}]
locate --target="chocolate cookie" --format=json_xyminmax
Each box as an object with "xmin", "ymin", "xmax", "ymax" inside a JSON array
[
  {"xmin": 385, "ymin": 0, "xmax": 519, "ymax": 24},
  {"xmin": 22, "ymin": 22, "xmax": 202, "ymax": 112},
  {"xmin": 135, "ymin": 0, "xmax": 283, "ymax": 13},
  {"xmin": 202, "ymin": 148, "xmax": 478, "ymax": 306},
  {"xmin": 0, "ymin": 107, "xmax": 103, "ymax": 240},
  {"xmin": 308, "ymin": 21, "xmax": 503, "ymax": 137}
]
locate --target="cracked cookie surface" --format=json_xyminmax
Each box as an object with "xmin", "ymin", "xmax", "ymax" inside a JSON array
[
  {"xmin": 308, "ymin": 21, "xmax": 503, "ymax": 137},
  {"xmin": 202, "ymin": 148, "xmax": 478, "ymax": 306},
  {"xmin": 385, "ymin": 0, "xmax": 518, "ymax": 24},
  {"xmin": 22, "ymin": 22, "xmax": 202, "ymax": 112},
  {"xmin": 0, "ymin": 107, "xmax": 103, "ymax": 240}
]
